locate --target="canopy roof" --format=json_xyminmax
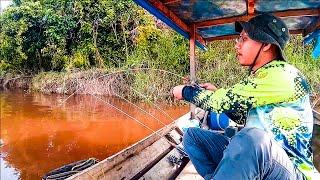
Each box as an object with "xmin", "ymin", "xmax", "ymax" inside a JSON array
[{"xmin": 133, "ymin": 0, "xmax": 320, "ymax": 48}]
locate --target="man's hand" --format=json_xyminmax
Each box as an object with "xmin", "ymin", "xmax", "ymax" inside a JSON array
[
  {"xmin": 199, "ymin": 83, "xmax": 217, "ymax": 91},
  {"xmin": 171, "ymin": 85, "xmax": 185, "ymax": 100}
]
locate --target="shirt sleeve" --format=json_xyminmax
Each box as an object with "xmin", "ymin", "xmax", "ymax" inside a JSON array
[{"xmin": 182, "ymin": 69, "xmax": 302, "ymax": 124}]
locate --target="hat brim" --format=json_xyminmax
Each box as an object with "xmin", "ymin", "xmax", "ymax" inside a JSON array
[{"xmin": 235, "ymin": 21, "xmax": 286, "ymax": 60}]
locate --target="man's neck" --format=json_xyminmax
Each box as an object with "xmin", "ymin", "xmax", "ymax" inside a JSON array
[
  {"xmin": 251, "ymin": 53, "xmax": 278, "ymax": 72},
  {"xmin": 252, "ymin": 59, "xmax": 274, "ymax": 72}
]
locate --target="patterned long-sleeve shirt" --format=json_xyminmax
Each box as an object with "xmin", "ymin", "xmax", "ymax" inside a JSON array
[{"xmin": 182, "ymin": 60, "xmax": 318, "ymax": 179}]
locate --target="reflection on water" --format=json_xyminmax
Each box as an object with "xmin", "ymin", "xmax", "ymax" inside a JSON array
[{"xmin": 0, "ymin": 90, "xmax": 188, "ymax": 179}]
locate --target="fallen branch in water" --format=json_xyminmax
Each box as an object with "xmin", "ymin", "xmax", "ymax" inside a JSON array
[{"xmin": 1, "ymin": 75, "xmax": 32, "ymax": 89}]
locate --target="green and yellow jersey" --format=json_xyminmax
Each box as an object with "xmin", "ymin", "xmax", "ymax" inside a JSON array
[{"xmin": 182, "ymin": 60, "xmax": 318, "ymax": 179}]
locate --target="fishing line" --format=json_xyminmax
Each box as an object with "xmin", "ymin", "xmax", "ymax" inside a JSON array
[
  {"xmin": 89, "ymin": 93, "xmax": 183, "ymax": 149},
  {"xmin": 113, "ymin": 91, "xmax": 167, "ymax": 126},
  {"xmin": 90, "ymin": 93, "xmax": 160, "ymax": 135},
  {"xmin": 128, "ymin": 86, "xmax": 175, "ymax": 121},
  {"xmin": 59, "ymin": 68, "xmax": 187, "ymax": 105}
]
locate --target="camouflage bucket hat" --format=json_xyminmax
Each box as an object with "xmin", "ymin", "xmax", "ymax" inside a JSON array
[{"xmin": 235, "ymin": 13, "xmax": 290, "ymax": 60}]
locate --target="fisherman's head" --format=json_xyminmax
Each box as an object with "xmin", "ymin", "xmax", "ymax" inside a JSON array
[{"xmin": 234, "ymin": 14, "xmax": 290, "ymax": 71}]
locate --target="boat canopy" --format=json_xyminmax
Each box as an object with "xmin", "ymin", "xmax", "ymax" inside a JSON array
[
  {"xmin": 133, "ymin": 0, "xmax": 320, "ymax": 49},
  {"xmin": 133, "ymin": 0, "xmax": 320, "ymax": 115}
]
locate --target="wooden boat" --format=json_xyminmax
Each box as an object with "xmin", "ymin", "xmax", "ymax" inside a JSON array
[
  {"xmin": 62, "ymin": 1, "xmax": 320, "ymax": 179},
  {"xmin": 65, "ymin": 111, "xmax": 320, "ymax": 180},
  {"xmin": 67, "ymin": 113, "xmax": 202, "ymax": 180}
]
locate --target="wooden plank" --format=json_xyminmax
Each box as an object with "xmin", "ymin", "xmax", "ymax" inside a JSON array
[
  {"xmin": 148, "ymin": 0, "xmax": 188, "ymax": 31},
  {"xmin": 196, "ymin": 15, "xmax": 253, "ymax": 28},
  {"xmin": 273, "ymin": 9, "xmax": 320, "ymax": 18},
  {"xmin": 204, "ymin": 29, "xmax": 305, "ymax": 42},
  {"xmin": 196, "ymin": 8, "xmax": 320, "ymax": 28},
  {"xmin": 139, "ymin": 148, "xmax": 182, "ymax": 179},
  {"xmin": 189, "ymin": 24, "xmax": 196, "ymax": 118},
  {"xmin": 165, "ymin": 129, "xmax": 182, "ymax": 145},
  {"xmin": 247, "ymin": 0, "xmax": 255, "ymax": 15},
  {"xmin": 289, "ymin": 29, "xmax": 304, "ymax": 35},
  {"xmin": 131, "ymin": 130, "xmax": 183, "ymax": 179},
  {"xmin": 97, "ymin": 137, "xmax": 172, "ymax": 179},
  {"xmin": 196, "ymin": 34, "xmax": 206, "ymax": 47},
  {"xmin": 176, "ymin": 161, "xmax": 203, "ymax": 180},
  {"xmin": 68, "ymin": 122, "xmax": 176, "ymax": 179},
  {"xmin": 162, "ymin": 0, "xmax": 180, "ymax": 5},
  {"xmin": 205, "ymin": 34, "xmax": 238, "ymax": 42}
]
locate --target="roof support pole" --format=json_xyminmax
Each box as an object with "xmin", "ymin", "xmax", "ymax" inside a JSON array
[{"xmin": 189, "ymin": 24, "xmax": 196, "ymax": 119}]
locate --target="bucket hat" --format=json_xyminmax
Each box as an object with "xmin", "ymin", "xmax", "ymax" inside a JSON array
[{"xmin": 235, "ymin": 14, "xmax": 290, "ymax": 60}]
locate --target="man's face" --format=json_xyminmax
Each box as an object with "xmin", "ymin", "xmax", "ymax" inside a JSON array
[{"xmin": 235, "ymin": 31, "xmax": 263, "ymax": 66}]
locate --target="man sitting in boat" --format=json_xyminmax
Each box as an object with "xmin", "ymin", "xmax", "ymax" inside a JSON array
[{"xmin": 172, "ymin": 13, "xmax": 318, "ymax": 179}]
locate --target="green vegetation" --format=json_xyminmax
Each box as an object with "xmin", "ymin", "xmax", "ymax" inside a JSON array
[
  {"xmin": 0, "ymin": 0, "xmax": 319, "ymax": 101},
  {"xmin": 0, "ymin": 0, "xmax": 140, "ymax": 73}
]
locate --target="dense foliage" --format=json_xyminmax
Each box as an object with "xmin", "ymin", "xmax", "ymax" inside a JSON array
[{"xmin": 0, "ymin": 0, "xmax": 143, "ymax": 72}]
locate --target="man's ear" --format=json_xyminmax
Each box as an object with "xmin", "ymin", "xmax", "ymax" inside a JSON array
[{"xmin": 262, "ymin": 44, "xmax": 272, "ymax": 52}]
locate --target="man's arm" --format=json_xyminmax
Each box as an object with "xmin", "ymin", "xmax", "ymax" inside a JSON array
[{"xmin": 176, "ymin": 70, "xmax": 301, "ymax": 123}]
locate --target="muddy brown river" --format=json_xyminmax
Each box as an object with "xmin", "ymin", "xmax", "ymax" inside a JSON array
[{"xmin": 0, "ymin": 90, "xmax": 188, "ymax": 179}]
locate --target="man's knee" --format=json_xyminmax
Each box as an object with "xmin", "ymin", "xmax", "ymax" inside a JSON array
[
  {"xmin": 213, "ymin": 128, "xmax": 273, "ymax": 179},
  {"xmin": 236, "ymin": 127, "xmax": 272, "ymax": 151},
  {"xmin": 224, "ymin": 127, "xmax": 272, "ymax": 162},
  {"xmin": 183, "ymin": 127, "xmax": 198, "ymax": 147}
]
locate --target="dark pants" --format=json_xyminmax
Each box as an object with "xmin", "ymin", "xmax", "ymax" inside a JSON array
[{"xmin": 183, "ymin": 127, "xmax": 305, "ymax": 180}]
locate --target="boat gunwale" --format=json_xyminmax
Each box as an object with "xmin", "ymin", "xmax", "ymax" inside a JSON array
[{"xmin": 68, "ymin": 113, "xmax": 190, "ymax": 179}]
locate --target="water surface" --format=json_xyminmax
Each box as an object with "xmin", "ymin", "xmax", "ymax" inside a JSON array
[{"xmin": 0, "ymin": 90, "xmax": 188, "ymax": 179}]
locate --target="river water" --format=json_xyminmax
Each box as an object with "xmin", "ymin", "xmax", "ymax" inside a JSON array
[{"xmin": 0, "ymin": 90, "xmax": 188, "ymax": 179}]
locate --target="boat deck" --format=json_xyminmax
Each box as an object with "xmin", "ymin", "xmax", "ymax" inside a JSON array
[
  {"xmin": 66, "ymin": 111, "xmax": 320, "ymax": 180},
  {"xmin": 67, "ymin": 113, "xmax": 204, "ymax": 179}
]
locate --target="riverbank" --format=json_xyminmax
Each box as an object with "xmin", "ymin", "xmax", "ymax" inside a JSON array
[
  {"xmin": 1, "ymin": 65, "xmax": 320, "ymax": 102},
  {"xmin": 0, "ymin": 74, "xmax": 32, "ymax": 90},
  {"xmin": 0, "ymin": 68, "xmax": 184, "ymax": 103},
  {"xmin": 1, "ymin": 37, "xmax": 319, "ymax": 102}
]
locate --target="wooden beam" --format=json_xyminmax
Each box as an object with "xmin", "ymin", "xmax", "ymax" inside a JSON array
[
  {"xmin": 189, "ymin": 24, "xmax": 196, "ymax": 118},
  {"xmin": 196, "ymin": 34, "xmax": 206, "ymax": 46},
  {"xmin": 162, "ymin": 0, "xmax": 181, "ymax": 5},
  {"xmin": 273, "ymin": 8, "xmax": 320, "ymax": 18},
  {"xmin": 189, "ymin": 24, "xmax": 196, "ymax": 83},
  {"xmin": 304, "ymin": 16, "xmax": 320, "ymax": 36},
  {"xmin": 196, "ymin": 15, "xmax": 253, "ymax": 28},
  {"xmin": 196, "ymin": 8, "xmax": 320, "ymax": 28},
  {"xmin": 205, "ymin": 29, "xmax": 305, "ymax": 42},
  {"xmin": 290, "ymin": 29, "xmax": 304, "ymax": 35},
  {"xmin": 247, "ymin": 0, "xmax": 255, "ymax": 15},
  {"xmin": 148, "ymin": 0, "xmax": 205, "ymax": 47},
  {"xmin": 205, "ymin": 34, "xmax": 239, "ymax": 42},
  {"xmin": 148, "ymin": 0, "xmax": 189, "ymax": 32}
]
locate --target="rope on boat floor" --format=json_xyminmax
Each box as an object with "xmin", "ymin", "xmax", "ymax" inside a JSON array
[{"xmin": 42, "ymin": 158, "xmax": 99, "ymax": 180}]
